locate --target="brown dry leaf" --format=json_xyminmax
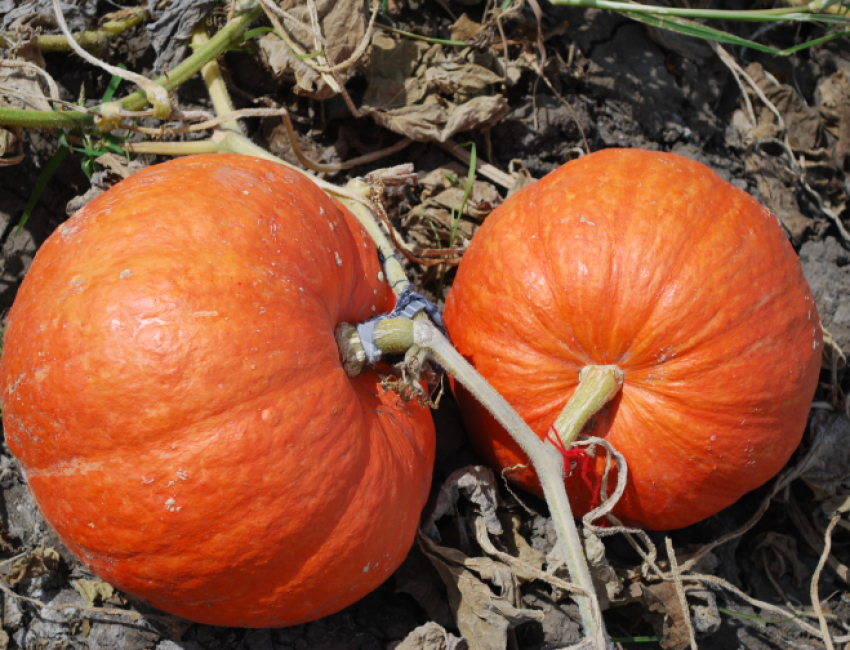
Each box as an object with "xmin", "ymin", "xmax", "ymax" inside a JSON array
[
  {"xmin": 425, "ymin": 62, "xmax": 503, "ymax": 101},
  {"xmin": 441, "ymin": 95, "xmax": 509, "ymax": 141},
  {"xmin": 419, "ymin": 531, "xmax": 544, "ymax": 650},
  {"xmin": 744, "ymin": 154, "xmax": 811, "ymax": 245},
  {"xmin": 389, "ymin": 621, "xmax": 468, "ymax": 650},
  {"xmin": 259, "ymin": 0, "xmax": 368, "ymax": 99},
  {"xmin": 6, "ymin": 546, "xmax": 60, "ymax": 585},
  {"xmin": 368, "ymin": 94, "xmax": 509, "ymax": 143},
  {"xmin": 815, "ymin": 68, "xmax": 850, "ymax": 138},
  {"xmin": 423, "ymin": 465, "xmax": 502, "ymax": 544},
  {"xmin": 73, "ymin": 578, "xmax": 116, "ymax": 607},
  {"xmin": 418, "ymin": 165, "xmax": 502, "ymax": 221},
  {"xmin": 745, "ymin": 63, "xmax": 821, "ymax": 152},
  {"xmin": 0, "ymin": 61, "xmax": 52, "ymax": 113},
  {"xmin": 361, "ymin": 31, "xmax": 430, "ymax": 109},
  {"xmin": 368, "ymin": 94, "xmax": 449, "ymax": 141},
  {"xmin": 643, "ymin": 582, "xmax": 692, "ymax": 650},
  {"xmin": 450, "ymin": 14, "xmax": 484, "ymax": 42}
]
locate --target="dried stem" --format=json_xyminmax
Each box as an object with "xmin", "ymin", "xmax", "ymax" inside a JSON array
[
  {"xmin": 52, "ymin": 0, "xmax": 171, "ymax": 120},
  {"xmin": 811, "ymin": 515, "xmax": 841, "ymax": 650},
  {"xmin": 414, "ymin": 321, "xmax": 609, "ymax": 648}
]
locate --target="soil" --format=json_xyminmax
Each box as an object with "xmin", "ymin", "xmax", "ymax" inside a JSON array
[{"xmin": 1, "ymin": 1, "xmax": 850, "ymax": 649}]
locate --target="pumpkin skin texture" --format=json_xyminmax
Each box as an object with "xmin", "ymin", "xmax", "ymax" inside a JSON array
[
  {"xmin": 0, "ymin": 155, "xmax": 435, "ymax": 627},
  {"xmin": 443, "ymin": 148, "xmax": 821, "ymax": 531}
]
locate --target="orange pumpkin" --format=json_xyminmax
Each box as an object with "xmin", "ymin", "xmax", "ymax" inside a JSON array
[
  {"xmin": 0, "ymin": 155, "xmax": 435, "ymax": 626},
  {"xmin": 443, "ymin": 149, "xmax": 821, "ymax": 530}
]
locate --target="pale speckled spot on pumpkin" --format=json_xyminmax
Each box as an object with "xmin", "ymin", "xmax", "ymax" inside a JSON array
[
  {"xmin": 192, "ymin": 311, "xmax": 219, "ymax": 318},
  {"xmin": 33, "ymin": 366, "xmax": 49, "ymax": 383},
  {"xmin": 6, "ymin": 373, "xmax": 26, "ymax": 395},
  {"xmin": 119, "ymin": 269, "xmax": 132, "ymax": 279},
  {"xmin": 362, "ymin": 563, "xmax": 369, "ymax": 573},
  {"xmin": 28, "ymin": 458, "xmax": 104, "ymax": 478},
  {"xmin": 335, "ymin": 252, "xmax": 342, "ymax": 267}
]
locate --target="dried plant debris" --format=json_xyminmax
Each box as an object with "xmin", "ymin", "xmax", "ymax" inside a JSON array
[
  {"xmin": 259, "ymin": 0, "xmax": 368, "ymax": 99},
  {"xmin": 5, "ymin": 546, "xmax": 59, "ymax": 585},
  {"xmin": 0, "ymin": 0, "xmax": 96, "ymax": 32},
  {"xmin": 0, "ymin": 40, "xmax": 54, "ymax": 113},
  {"xmin": 389, "ymin": 621, "xmax": 468, "ymax": 650},
  {"xmin": 66, "ymin": 154, "xmax": 145, "ymax": 216},
  {"xmin": 146, "ymin": 0, "xmax": 217, "ymax": 73},
  {"xmin": 417, "ymin": 467, "xmax": 553, "ymax": 650},
  {"xmin": 423, "ymin": 465, "xmax": 503, "ymax": 545},
  {"xmin": 403, "ymin": 163, "xmax": 501, "ymax": 255},
  {"xmin": 359, "ymin": 32, "xmax": 512, "ymax": 141},
  {"xmin": 418, "ymin": 531, "xmax": 544, "ymax": 650},
  {"xmin": 73, "ymin": 578, "xmax": 116, "ymax": 607}
]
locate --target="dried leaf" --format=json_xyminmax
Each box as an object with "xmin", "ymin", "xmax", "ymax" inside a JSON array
[
  {"xmin": 6, "ymin": 546, "xmax": 60, "ymax": 585},
  {"xmin": 361, "ymin": 31, "xmax": 430, "ymax": 109},
  {"xmin": 368, "ymin": 94, "xmax": 509, "ymax": 143},
  {"xmin": 425, "ymin": 62, "xmax": 502, "ymax": 101},
  {"xmin": 744, "ymin": 154, "xmax": 811, "ymax": 245},
  {"xmin": 450, "ymin": 14, "xmax": 483, "ymax": 42},
  {"xmin": 815, "ymin": 68, "xmax": 850, "ymax": 136},
  {"xmin": 423, "ymin": 465, "xmax": 502, "ymax": 544},
  {"xmin": 419, "ymin": 531, "xmax": 544, "ymax": 650},
  {"xmin": 389, "ymin": 621, "xmax": 468, "ymax": 650},
  {"xmin": 73, "ymin": 578, "xmax": 115, "ymax": 607},
  {"xmin": 746, "ymin": 63, "xmax": 821, "ymax": 152},
  {"xmin": 644, "ymin": 582, "xmax": 692, "ymax": 650},
  {"xmin": 146, "ymin": 0, "xmax": 217, "ymax": 73},
  {"xmin": 441, "ymin": 95, "xmax": 509, "ymax": 142},
  {"xmin": 0, "ymin": 41, "xmax": 52, "ymax": 112},
  {"xmin": 259, "ymin": 0, "xmax": 368, "ymax": 99},
  {"xmin": 0, "ymin": 0, "xmax": 96, "ymax": 32},
  {"xmin": 367, "ymin": 95, "xmax": 449, "ymax": 141}
]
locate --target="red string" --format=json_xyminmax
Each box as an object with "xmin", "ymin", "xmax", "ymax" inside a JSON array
[{"xmin": 545, "ymin": 425, "xmax": 602, "ymax": 512}]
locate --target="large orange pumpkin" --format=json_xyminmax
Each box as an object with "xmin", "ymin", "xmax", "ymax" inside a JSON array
[
  {"xmin": 0, "ymin": 155, "xmax": 435, "ymax": 626},
  {"xmin": 443, "ymin": 149, "xmax": 821, "ymax": 530}
]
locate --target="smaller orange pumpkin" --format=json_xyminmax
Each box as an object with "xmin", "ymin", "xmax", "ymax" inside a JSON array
[
  {"xmin": 444, "ymin": 148, "xmax": 821, "ymax": 530},
  {"xmin": 0, "ymin": 155, "xmax": 435, "ymax": 626}
]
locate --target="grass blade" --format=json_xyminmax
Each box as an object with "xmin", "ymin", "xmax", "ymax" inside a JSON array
[
  {"xmin": 16, "ymin": 143, "xmax": 68, "ymax": 233},
  {"xmin": 625, "ymin": 10, "xmax": 850, "ymax": 54}
]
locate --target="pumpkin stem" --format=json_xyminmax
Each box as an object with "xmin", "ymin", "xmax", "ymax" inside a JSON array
[
  {"xmin": 335, "ymin": 317, "xmax": 415, "ymax": 376},
  {"xmin": 550, "ymin": 365, "xmax": 624, "ymax": 450},
  {"xmin": 415, "ymin": 319, "xmax": 611, "ymax": 650}
]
